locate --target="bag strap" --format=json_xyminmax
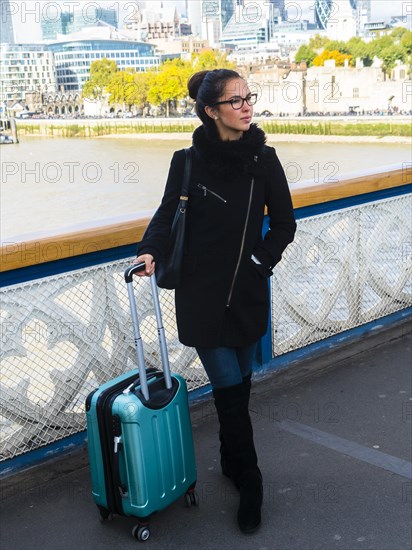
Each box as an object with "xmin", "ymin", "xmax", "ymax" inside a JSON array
[{"xmin": 180, "ymin": 147, "xmax": 192, "ymax": 198}]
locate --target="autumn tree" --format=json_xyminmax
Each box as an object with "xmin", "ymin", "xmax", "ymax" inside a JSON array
[
  {"xmin": 147, "ymin": 59, "xmax": 192, "ymax": 117},
  {"xmin": 130, "ymin": 71, "xmax": 152, "ymax": 112},
  {"xmin": 191, "ymin": 49, "xmax": 236, "ymax": 71},
  {"xmin": 313, "ymin": 49, "xmax": 352, "ymax": 67},
  {"xmin": 106, "ymin": 69, "xmax": 139, "ymax": 113}
]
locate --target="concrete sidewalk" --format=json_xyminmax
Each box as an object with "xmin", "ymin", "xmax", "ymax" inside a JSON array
[{"xmin": 1, "ymin": 325, "xmax": 411, "ymax": 550}]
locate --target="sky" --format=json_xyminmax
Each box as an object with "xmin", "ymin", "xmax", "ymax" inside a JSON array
[{"xmin": 4, "ymin": 0, "xmax": 410, "ymax": 43}]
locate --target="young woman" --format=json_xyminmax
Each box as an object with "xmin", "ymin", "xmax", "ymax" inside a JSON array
[{"xmin": 134, "ymin": 69, "xmax": 296, "ymax": 534}]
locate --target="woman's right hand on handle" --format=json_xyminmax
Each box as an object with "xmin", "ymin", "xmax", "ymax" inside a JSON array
[{"xmin": 133, "ymin": 254, "xmax": 155, "ymax": 277}]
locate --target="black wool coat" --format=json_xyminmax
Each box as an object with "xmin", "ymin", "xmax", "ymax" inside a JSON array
[{"xmin": 137, "ymin": 124, "xmax": 296, "ymax": 348}]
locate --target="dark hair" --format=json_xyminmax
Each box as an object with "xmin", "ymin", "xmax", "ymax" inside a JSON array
[{"xmin": 188, "ymin": 69, "xmax": 243, "ymax": 131}]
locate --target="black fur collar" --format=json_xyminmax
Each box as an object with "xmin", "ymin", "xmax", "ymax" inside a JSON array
[{"xmin": 192, "ymin": 123, "xmax": 267, "ymax": 179}]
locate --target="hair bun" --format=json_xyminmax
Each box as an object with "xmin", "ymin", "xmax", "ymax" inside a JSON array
[{"xmin": 188, "ymin": 70, "xmax": 210, "ymax": 100}]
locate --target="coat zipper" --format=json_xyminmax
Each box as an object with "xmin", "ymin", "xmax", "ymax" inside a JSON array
[
  {"xmin": 226, "ymin": 176, "xmax": 255, "ymax": 308},
  {"xmin": 197, "ymin": 184, "xmax": 227, "ymax": 203}
]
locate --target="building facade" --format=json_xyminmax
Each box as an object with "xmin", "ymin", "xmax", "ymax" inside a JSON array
[
  {"xmin": 47, "ymin": 39, "xmax": 160, "ymax": 93},
  {"xmin": 150, "ymin": 37, "xmax": 210, "ymax": 57},
  {"xmin": 246, "ymin": 59, "xmax": 410, "ymax": 116},
  {"xmin": 305, "ymin": 61, "xmax": 410, "ymax": 114},
  {"xmin": 220, "ymin": 1, "xmax": 273, "ymax": 48},
  {"xmin": 220, "ymin": 0, "xmax": 305, "ymax": 50},
  {"xmin": 0, "ymin": 43, "xmax": 56, "ymax": 105},
  {"xmin": 363, "ymin": 21, "xmax": 393, "ymax": 39},
  {"xmin": 248, "ymin": 63, "xmax": 306, "ymax": 115},
  {"xmin": 43, "ymin": 92, "xmax": 83, "ymax": 116},
  {"xmin": 127, "ymin": 5, "xmax": 191, "ymax": 41}
]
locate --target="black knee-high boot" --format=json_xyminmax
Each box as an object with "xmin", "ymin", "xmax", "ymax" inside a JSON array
[
  {"xmin": 242, "ymin": 372, "xmax": 252, "ymax": 406},
  {"xmin": 213, "ymin": 380, "xmax": 263, "ymax": 534},
  {"xmin": 218, "ymin": 374, "xmax": 252, "ymax": 479}
]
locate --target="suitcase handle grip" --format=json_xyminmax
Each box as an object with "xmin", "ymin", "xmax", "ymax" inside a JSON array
[{"xmin": 124, "ymin": 262, "xmax": 146, "ymax": 283}]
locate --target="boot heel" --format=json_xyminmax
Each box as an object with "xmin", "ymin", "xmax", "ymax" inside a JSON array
[{"xmin": 237, "ymin": 469, "xmax": 263, "ymax": 534}]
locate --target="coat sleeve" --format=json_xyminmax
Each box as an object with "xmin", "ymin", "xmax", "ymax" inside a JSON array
[
  {"xmin": 136, "ymin": 149, "xmax": 186, "ymax": 261},
  {"xmin": 253, "ymin": 147, "xmax": 297, "ymax": 277}
]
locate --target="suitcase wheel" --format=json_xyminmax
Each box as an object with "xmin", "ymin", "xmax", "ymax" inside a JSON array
[
  {"xmin": 98, "ymin": 505, "xmax": 113, "ymax": 522},
  {"xmin": 132, "ymin": 524, "xmax": 151, "ymax": 542},
  {"xmin": 184, "ymin": 489, "xmax": 199, "ymax": 507}
]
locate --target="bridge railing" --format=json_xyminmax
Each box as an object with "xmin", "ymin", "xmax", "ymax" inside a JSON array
[{"xmin": 1, "ymin": 164, "xmax": 410, "ymax": 474}]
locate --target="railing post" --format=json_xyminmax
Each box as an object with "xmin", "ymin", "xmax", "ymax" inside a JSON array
[
  {"xmin": 256, "ymin": 281, "xmax": 273, "ymax": 368},
  {"xmin": 256, "ymin": 215, "xmax": 273, "ymax": 369}
]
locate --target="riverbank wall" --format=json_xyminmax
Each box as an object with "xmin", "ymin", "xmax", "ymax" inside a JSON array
[{"xmin": 15, "ymin": 116, "xmax": 412, "ymax": 140}]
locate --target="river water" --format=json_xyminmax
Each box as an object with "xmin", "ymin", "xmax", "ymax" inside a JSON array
[{"xmin": 2, "ymin": 136, "xmax": 411, "ymax": 240}]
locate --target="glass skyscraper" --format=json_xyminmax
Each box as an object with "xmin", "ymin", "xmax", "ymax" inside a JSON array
[
  {"xmin": 315, "ymin": 0, "xmax": 333, "ymax": 30},
  {"xmin": 0, "ymin": 0, "xmax": 15, "ymax": 44},
  {"xmin": 41, "ymin": 7, "xmax": 118, "ymax": 41},
  {"xmin": 220, "ymin": 0, "xmax": 236, "ymax": 30},
  {"xmin": 270, "ymin": 0, "xmax": 285, "ymax": 19},
  {"xmin": 315, "ymin": 0, "xmax": 370, "ymax": 34}
]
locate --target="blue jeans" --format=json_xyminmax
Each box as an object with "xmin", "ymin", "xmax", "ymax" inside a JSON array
[{"xmin": 195, "ymin": 342, "xmax": 258, "ymax": 389}]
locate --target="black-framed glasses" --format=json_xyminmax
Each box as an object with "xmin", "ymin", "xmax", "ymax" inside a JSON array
[{"xmin": 210, "ymin": 93, "xmax": 258, "ymax": 110}]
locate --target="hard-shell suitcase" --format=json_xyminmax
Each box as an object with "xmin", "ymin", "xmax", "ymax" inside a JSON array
[{"xmin": 85, "ymin": 263, "xmax": 198, "ymax": 542}]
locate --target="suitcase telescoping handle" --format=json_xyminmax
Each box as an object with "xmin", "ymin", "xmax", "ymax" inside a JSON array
[{"xmin": 124, "ymin": 263, "xmax": 173, "ymax": 401}]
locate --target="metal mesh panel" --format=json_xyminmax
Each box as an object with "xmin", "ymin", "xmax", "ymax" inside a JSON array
[
  {"xmin": 271, "ymin": 194, "xmax": 412, "ymax": 355},
  {"xmin": 0, "ymin": 260, "xmax": 207, "ymax": 461}
]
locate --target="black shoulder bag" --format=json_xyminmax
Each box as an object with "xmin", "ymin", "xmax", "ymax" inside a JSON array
[{"xmin": 156, "ymin": 148, "xmax": 192, "ymax": 290}]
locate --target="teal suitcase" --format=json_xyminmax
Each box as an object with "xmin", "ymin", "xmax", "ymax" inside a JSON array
[{"xmin": 85, "ymin": 264, "xmax": 198, "ymax": 542}]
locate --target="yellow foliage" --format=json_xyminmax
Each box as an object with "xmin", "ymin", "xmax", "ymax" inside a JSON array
[
  {"xmin": 192, "ymin": 50, "xmax": 236, "ymax": 71},
  {"xmin": 313, "ymin": 49, "xmax": 353, "ymax": 67}
]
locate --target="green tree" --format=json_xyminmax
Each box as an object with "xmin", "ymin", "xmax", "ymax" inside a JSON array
[
  {"xmin": 294, "ymin": 45, "xmax": 317, "ymax": 67},
  {"xmin": 308, "ymin": 34, "xmax": 330, "ymax": 50},
  {"xmin": 347, "ymin": 36, "xmax": 373, "ymax": 66},
  {"xmin": 82, "ymin": 58, "xmax": 118, "ymax": 114},
  {"xmin": 401, "ymin": 30, "xmax": 412, "ymax": 55},
  {"xmin": 326, "ymin": 40, "xmax": 351, "ymax": 55},
  {"xmin": 391, "ymin": 27, "xmax": 409, "ymax": 41},
  {"xmin": 369, "ymin": 35, "xmax": 394, "ymax": 58},
  {"xmin": 400, "ymin": 30, "xmax": 412, "ymax": 78},
  {"xmin": 380, "ymin": 44, "xmax": 406, "ymax": 77}
]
